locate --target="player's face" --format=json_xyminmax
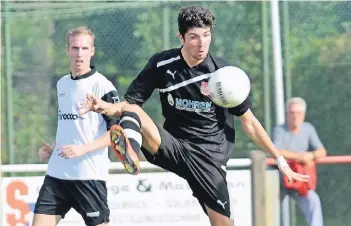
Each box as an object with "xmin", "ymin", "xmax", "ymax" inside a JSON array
[
  {"xmin": 66, "ymin": 35, "xmax": 95, "ymax": 74},
  {"xmin": 287, "ymin": 103, "xmax": 305, "ymax": 129},
  {"xmin": 178, "ymin": 27, "xmax": 211, "ymax": 62}
]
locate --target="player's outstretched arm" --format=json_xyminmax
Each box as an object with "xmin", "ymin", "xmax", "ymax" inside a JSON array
[
  {"xmin": 239, "ymin": 109, "xmax": 310, "ymax": 182},
  {"xmin": 58, "ymin": 132, "xmax": 111, "ymax": 159},
  {"xmin": 78, "ymin": 94, "xmax": 127, "ymax": 118},
  {"xmin": 239, "ymin": 109, "xmax": 281, "ymax": 158}
]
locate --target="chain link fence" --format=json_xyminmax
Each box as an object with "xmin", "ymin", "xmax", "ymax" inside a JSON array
[
  {"xmin": 284, "ymin": 2, "xmax": 351, "ymax": 225},
  {"xmin": 1, "ymin": 1, "xmax": 351, "ymax": 225}
]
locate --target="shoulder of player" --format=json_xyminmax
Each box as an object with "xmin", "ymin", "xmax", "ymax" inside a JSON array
[
  {"xmin": 92, "ymin": 70, "xmax": 109, "ymax": 81},
  {"xmin": 149, "ymin": 48, "xmax": 181, "ymax": 68},
  {"xmin": 56, "ymin": 74, "xmax": 71, "ymax": 87},
  {"xmin": 210, "ymin": 55, "xmax": 231, "ymax": 68},
  {"xmin": 92, "ymin": 71, "xmax": 117, "ymax": 91},
  {"xmin": 92, "ymin": 72, "xmax": 120, "ymax": 102}
]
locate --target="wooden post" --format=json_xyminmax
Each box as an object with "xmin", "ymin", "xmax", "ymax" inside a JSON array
[{"xmin": 250, "ymin": 150, "xmax": 266, "ymax": 226}]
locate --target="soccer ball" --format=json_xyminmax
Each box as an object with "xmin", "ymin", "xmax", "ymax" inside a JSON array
[{"xmin": 208, "ymin": 66, "xmax": 251, "ymax": 108}]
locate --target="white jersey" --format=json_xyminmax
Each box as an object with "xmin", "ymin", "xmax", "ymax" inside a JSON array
[{"xmin": 47, "ymin": 67, "xmax": 120, "ymax": 181}]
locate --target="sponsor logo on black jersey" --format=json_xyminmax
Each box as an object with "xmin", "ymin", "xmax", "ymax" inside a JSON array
[
  {"xmin": 167, "ymin": 93, "xmax": 175, "ymax": 106},
  {"xmin": 58, "ymin": 110, "xmax": 84, "ymax": 120},
  {"xmin": 175, "ymin": 98, "xmax": 211, "ymax": 112},
  {"xmin": 168, "ymin": 95, "xmax": 212, "ymax": 113}
]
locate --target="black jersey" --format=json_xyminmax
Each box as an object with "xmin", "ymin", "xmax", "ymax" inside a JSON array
[{"xmin": 125, "ymin": 48, "xmax": 252, "ymax": 164}]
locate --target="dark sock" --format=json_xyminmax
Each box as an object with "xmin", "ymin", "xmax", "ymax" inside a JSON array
[{"xmin": 119, "ymin": 111, "xmax": 142, "ymax": 154}]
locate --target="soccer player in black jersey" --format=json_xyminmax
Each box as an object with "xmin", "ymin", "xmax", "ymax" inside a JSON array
[{"xmin": 79, "ymin": 5, "xmax": 309, "ymax": 226}]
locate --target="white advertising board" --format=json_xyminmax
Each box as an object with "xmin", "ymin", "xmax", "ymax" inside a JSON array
[{"xmin": 1, "ymin": 170, "xmax": 252, "ymax": 226}]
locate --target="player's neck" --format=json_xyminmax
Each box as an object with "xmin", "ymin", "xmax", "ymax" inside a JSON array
[
  {"xmin": 181, "ymin": 48, "xmax": 204, "ymax": 68},
  {"xmin": 71, "ymin": 67, "xmax": 91, "ymax": 78}
]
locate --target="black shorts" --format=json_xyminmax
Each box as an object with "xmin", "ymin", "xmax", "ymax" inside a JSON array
[
  {"xmin": 34, "ymin": 175, "xmax": 109, "ymax": 226},
  {"xmin": 142, "ymin": 125, "xmax": 231, "ymax": 218}
]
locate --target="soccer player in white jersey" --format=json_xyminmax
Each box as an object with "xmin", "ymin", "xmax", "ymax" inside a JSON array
[{"xmin": 33, "ymin": 26, "xmax": 119, "ymax": 226}]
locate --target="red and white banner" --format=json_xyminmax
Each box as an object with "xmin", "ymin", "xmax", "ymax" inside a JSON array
[{"xmin": 1, "ymin": 170, "xmax": 252, "ymax": 226}]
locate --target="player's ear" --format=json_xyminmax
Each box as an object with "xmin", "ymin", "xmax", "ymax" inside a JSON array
[
  {"xmin": 177, "ymin": 33, "xmax": 185, "ymax": 45},
  {"xmin": 66, "ymin": 45, "xmax": 69, "ymax": 55},
  {"xmin": 91, "ymin": 46, "xmax": 95, "ymax": 56}
]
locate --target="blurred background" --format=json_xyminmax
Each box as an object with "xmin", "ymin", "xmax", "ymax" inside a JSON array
[{"xmin": 1, "ymin": 1, "xmax": 351, "ymax": 225}]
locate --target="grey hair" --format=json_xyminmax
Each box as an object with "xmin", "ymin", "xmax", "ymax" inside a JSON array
[{"xmin": 286, "ymin": 97, "xmax": 307, "ymax": 112}]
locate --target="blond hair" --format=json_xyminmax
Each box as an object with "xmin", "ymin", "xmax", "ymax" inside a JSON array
[{"xmin": 66, "ymin": 26, "xmax": 95, "ymax": 47}]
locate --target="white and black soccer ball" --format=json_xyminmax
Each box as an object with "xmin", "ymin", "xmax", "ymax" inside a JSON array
[{"xmin": 208, "ymin": 66, "xmax": 251, "ymax": 108}]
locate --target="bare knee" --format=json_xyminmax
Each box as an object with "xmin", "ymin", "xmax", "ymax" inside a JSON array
[
  {"xmin": 121, "ymin": 103, "xmax": 161, "ymax": 154},
  {"xmin": 32, "ymin": 214, "xmax": 61, "ymax": 226},
  {"xmin": 205, "ymin": 205, "xmax": 234, "ymax": 226}
]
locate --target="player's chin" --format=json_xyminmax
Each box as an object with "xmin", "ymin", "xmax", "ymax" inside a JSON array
[{"xmin": 194, "ymin": 54, "xmax": 207, "ymax": 60}]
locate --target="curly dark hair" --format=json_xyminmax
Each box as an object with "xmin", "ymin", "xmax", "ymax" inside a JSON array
[{"xmin": 178, "ymin": 5, "xmax": 215, "ymax": 37}]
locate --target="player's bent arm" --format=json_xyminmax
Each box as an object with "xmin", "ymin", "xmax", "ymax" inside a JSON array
[
  {"xmin": 239, "ymin": 109, "xmax": 282, "ymax": 159},
  {"xmin": 82, "ymin": 131, "xmax": 111, "ymax": 153},
  {"xmin": 279, "ymin": 149, "xmax": 303, "ymax": 161}
]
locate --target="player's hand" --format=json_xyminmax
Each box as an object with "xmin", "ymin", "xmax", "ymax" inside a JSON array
[
  {"xmin": 280, "ymin": 165, "xmax": 310, "ymax": 183},
  {"xmin": 58, "ymin": 144, "xmax": 87, "ymax": 159},
  {"xmin": 277, "ymin": 156, "xmax": 310, "ymax": 182},
  {"xmin": 78, "ymin": 94, "xmax": 106, "ymax": 115},
  {"xmin": 38, "ymin": 141, "xmax": 54, "ymax": 161}
]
